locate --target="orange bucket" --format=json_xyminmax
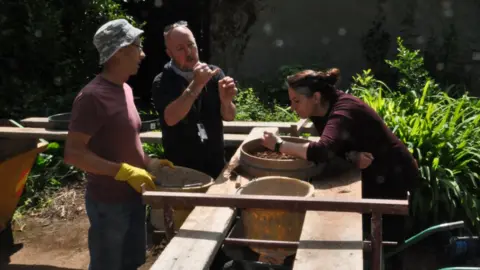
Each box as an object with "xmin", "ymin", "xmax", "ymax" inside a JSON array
[{"xmin": 0, "ymin": 141, "xmax": 48, "ymax": 231}]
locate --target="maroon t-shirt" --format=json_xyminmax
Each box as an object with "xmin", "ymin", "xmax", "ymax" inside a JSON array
[
  {"xmin": 307, "ymin": 90, "xmax": 419, "ymax": 198},
  {"xmin": 69, "ymin": 75, "xmax": 146, "ymax": 203}
]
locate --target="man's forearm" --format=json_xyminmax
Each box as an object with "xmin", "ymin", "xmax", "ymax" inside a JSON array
[
  {"xmin": 221, "ymin": 101, "xmax": 236, "ymax": 121},
  {"xmin": 64, "ymin": 148, "xmax": 121, "ymax": 177},
  {"xmin": 164, "ymin": 82, "xmax": 202, "ymax": 126}
]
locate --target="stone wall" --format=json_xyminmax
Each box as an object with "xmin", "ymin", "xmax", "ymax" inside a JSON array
[{"xmin": 209, "ymin": 0, "xmax": 480, "ymax": 94}]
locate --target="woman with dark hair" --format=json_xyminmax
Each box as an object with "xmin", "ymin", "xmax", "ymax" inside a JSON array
[{"xmin": 261, "ymin": 68, "xmax": 419, "ymax": 248}]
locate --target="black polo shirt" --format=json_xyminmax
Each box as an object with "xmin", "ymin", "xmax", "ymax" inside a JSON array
[{"xmin": 151, "ymin": 63, "xmax": 226, "ymax": 178}]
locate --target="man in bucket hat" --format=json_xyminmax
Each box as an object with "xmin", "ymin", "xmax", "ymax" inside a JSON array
[{"xmin": 64, "ymin": 19, "xmax": 174, "ymax": 270}]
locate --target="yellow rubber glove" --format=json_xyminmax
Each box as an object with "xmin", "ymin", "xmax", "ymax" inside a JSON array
[
  {"xmin": 147, "ymin": 158, "xmax": 175, "ymax": 172},
  {"xmin": 158, "ymin": 159, "xmax": 175, "ymax": 169},
  {"xmin": 114, "ymin": 163, "xmax": 156, "ymax": 193}
]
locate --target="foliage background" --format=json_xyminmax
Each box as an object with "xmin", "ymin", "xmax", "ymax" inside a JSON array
[
  {"xmin": 350, "ymin": 38, "xmax": 480, "ymax": 231},
  {"xmin": 0, "ymin": 0, "xmax": 142, "ymax": 119}
]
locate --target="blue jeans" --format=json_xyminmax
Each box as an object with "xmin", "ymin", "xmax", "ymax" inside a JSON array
[{"xmin": 85, "ymin": 192, "xmax": 146, "ymax": 270}]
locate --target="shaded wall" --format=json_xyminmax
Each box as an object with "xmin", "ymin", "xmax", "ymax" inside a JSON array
[{"xmin": 209, "ymin": 0, "xmax": 480, "ymax": 94}]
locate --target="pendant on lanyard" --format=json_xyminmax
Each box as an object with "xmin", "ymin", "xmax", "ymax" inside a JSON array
[
  {"xmin": 197, "ymin": 123, "xmax": 208, "ymax": 143},
  {"xmin": 194, "ymin": 88, "xmax": 208, "ymax": 143}
]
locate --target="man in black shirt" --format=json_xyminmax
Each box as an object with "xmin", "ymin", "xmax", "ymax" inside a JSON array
[{"xmin": 151, "ymin": 21, "xmax": 237, "ymax": 179}]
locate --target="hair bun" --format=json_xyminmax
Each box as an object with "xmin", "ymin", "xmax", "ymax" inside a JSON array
[
  {"xmin": 312, "ymin": 68, "xmax": 340, "ymax": 87},
  {"xmin": 325, "ymin": 68, "xmax": 340, "ymax": 86}
]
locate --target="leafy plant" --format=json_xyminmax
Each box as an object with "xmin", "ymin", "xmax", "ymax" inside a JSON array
[
  {"xmin": 0, "ymin": 0, "xmax": 143, "ymax": 119},
  {"xmin": 385, "ymin": 37, "xmax": 434, "ymax": 96},
  {"xmin": 235, "ymin": 87, "xmax": 298, "ymax": 122},
  {"xmin": 16, "ymin": 142, "xmax": 83, "ymax": 213},
  {"xmin": 350, "ymin": 38, "xmax": 480, "ymax": 232},
  {"xmin": 143, "ymin": 143, "xmax": 165, "ymax": 158}
]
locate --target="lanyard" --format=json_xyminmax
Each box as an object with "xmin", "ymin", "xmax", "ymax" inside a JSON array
[
  {"xmin": 177, "ymin": 73, "xmax": 209, "ymax": 124},
  {"xmin": 191, "ymin": 86, "xmax": 206, "ymax": 123}
]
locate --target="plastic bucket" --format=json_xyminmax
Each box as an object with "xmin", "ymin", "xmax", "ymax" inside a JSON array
[
  {"xmin": 237, "ymin": 176, "xmax": 315, "ymax": 261},
  {"xmin": 149, "ymin": 166, "xmax": 214, "ymax": 231}
]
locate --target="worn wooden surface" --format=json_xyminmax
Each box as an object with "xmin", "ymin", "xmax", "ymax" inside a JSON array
[
  {"xmin": 293, "ymin": 159, "xmax": 363, "ymax": 270},
  {"xmin": 149, "ymin": 127, "xmax": 279, "ymax": 270},
  {"xmin": 149, "ymin": 130, "xmax": 362, "ymax": 269},
  {"xmin": 0, "ymin": 126, "xmax": 320, "ymax": 147},
  {"xmin": 0, "ymin": 127, "xmax": 246, "ymax": 146},
  {"xmin": 290, "ymin": 118, "xmax": 311, "ymax": 137},
  {"xmin": 19, "ymin": 117, "xmax": 316, "ymax": 134}
]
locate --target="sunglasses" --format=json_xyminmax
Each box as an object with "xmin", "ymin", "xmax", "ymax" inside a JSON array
[{"xmin": 164, "ymin": 20, "xmax": 188, "ymax": 33}]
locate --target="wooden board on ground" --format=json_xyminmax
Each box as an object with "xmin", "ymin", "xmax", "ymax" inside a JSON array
[
  {"xmin": 19, "ymin": 117, "xmax": 317, "ymax": 135},
  {"xmin": 293, "ymin": 159, "xmax": 363, "ymax": 270},
  {"xmin": 149, "ymin": 127, "xmax": 279, "ymax": 270}
]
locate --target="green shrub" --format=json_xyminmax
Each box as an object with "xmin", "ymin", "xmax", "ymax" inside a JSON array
[
  {"xmin": 143, "ymin": 143, "xmax": 165, "ymax": 158},
  {"xmin": 350, "ymin": 38, "xmax": 480, "ymax": 231},
  {"xmin": 244, "ymin": 64, "xmax": 325, "ymax": 106},
  {"xmin": 16, "ymin": 142, "xmax": 83, "ymax": 213},
  {"xmin": 0, "ymin": 0, "xmax": 142, "ymax": 119},
  {"xmin": 235, "ymin": 87, "xmax": 298, "ymax": 122}
]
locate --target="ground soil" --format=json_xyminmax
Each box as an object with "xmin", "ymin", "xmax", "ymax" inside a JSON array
[
  {"xmin": 252, "ymin": 150, "xmax": 297, "ymax": 160},
  {"xmin": 4, "ymin": 183, "xmax": 162, "ymax": 270}
]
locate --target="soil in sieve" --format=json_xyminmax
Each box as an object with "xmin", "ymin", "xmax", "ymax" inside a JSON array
[{"xmin": 252, "ymin": 150, "xmax": 297, "ymax": 160}]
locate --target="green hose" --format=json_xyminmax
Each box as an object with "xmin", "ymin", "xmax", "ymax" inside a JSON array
[{"xmin": 384, "ymin": 220, "xmax": 465, "ymax": 259}]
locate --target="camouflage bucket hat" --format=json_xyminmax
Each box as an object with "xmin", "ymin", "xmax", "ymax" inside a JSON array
[{"xmin": 93, "ymin": 19, "xmax": 144, "ymax": 65}]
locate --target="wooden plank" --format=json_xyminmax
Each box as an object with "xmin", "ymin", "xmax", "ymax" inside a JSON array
[
  {"xmin": 296, "ymin": 118, "xmax": 310, "ymax": 135},
  {"xmin": 20, "ymin": 117, "xmax": 54, "ymax": 129},
  {"xmin": 224, "ymin": 121, "xmax": 315, "ymax": 134},
  {"xmin": 0, "ymin": 127, "xmax": 67, "ymax": 141},
  {"xmin": 0, "ymin": 126, "xmax": 319, "ymax": 147},
  {"xmin": 144, "ymin": 192, "xmax": 407, "ymax": 214},
  {"xmin": 293, "ymin": 159, "xmax": 363, "ymax": 270},
  {"xmin": 0, "ymin": 127, "xmax": 246, "ymax": 147},
  {"xmin": 290, "ymin": 118, "xmax": 310, "ymax": 137},
  {"xmin": 19, "ymin": 117, "xmax": 316, "ymax": 134},
  {"xmin": 150, "ymin": 127, "xmax": 279, "ymax": 270}
]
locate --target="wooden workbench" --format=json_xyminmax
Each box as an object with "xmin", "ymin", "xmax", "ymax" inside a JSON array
[
  {"xmin": 19, "ymin": 117, "xmax": 317, "ymax": 135},
  {"xmin": 0, "ymin": 117, "xmax": 317, "ymax": 147},
  {"xmin": 294, "ymin": 160, "xmax": 363, "ymax": 270},
  {"xmin": 0, "ymin": 126, "xmax": 246, "ymax": 146},
  {"xmin": 150, "ymin": 128, "xmax": 363, "ymax": 270},
  {"xmin": 150, "ymin": 127, "xmax": 279, "ymax": 269},
  {"xmin": 4, "ymin": 118, "xmax": 362, "ymax": 268},
  {"xmin": 0, "ymin": 119, "xmax": 319, "ymax": 148}
]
